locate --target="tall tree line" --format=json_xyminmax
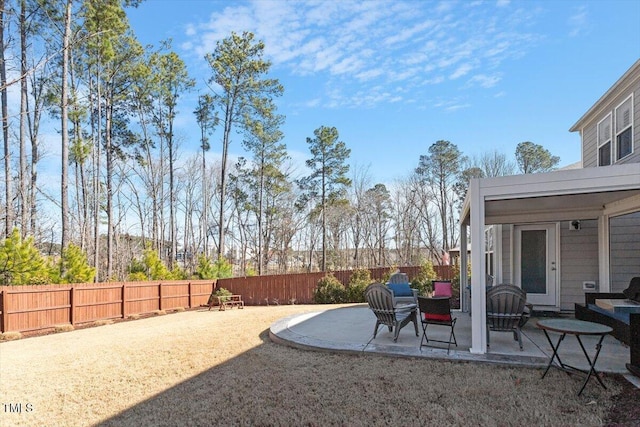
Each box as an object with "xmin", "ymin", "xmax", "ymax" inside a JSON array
[{"xmin": 0, "ymin": 2, "xmax": 561, "ymax": 280}]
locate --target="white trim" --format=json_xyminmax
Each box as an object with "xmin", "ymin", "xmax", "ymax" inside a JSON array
[
  {"xmin": 460, "ymin": 223, "xmax": 469, "ymax": 313},
  {"xmin": 469, "ymin": 179, "xmax": 486, "ymax": 354},
  {"xmin": 598, "ymin": 215, "xmax": 610, "ymax": 292},
  {"xmin": 508, "ymin": 224, "xmax": 514, "ymax": 285},
  {"xmin": 597, "ymin": 113, "xmax": 612, "ymax": 167},
  {"xmin": 604, "ymin": 193, "xmax": 640, "ymax": 217},
  {"xmin": 614, "ymin": 94, "xmax": 634, "ymax": 162},
  {"xmin": 554, "ymin": 222, "xmax": 561, "ymax": 309},
  {"xmin": 495, "ymin": 225, "xmax": 503, "ymax": 285},
  {"xmin": 512, "ymin": 223, "xmax": 559, "ymax": 307}
]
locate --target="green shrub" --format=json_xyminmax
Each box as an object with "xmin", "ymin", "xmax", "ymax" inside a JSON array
[
  {"xmin": 58, "ymin": 244, "xmax": 96, "ymax": 284},
  {"xmin": 127, "ymin": 258, "xmax": 147, "ymax": 280},
  {"xmin": 143, "ymin": 246, "xmax": 172, "ymax": 280},
  {"xmin": 244, "ymin": 265, "xmax": 257, "ymax": 277},
  {"xmin": 411, "ymin": 259, "xmax": 438, "ymax": 296},
  {"xmin": 314, "ymin": 274, "xmax": 346, "ymax": 304},
  {"xmin": 451, "ymin": 261, "xmax": 469, "ymax": 296},
  {"xmin": 213, "ymin": 256, "xmax": 233, "ymax": 279},
  {"xmin": 195, "ymin": 254, "xmax": 233, "ymax": 279},
  {"xmin": 207, "ymin": 287, "xmax": 233, "ymax": 306},
  {"xmin": 0, "ymin": 229, "xmax": 51, "ymax": 285},
  {"xmin": 127, "ymin": 272, "xmax": 147, "ymax": 282},
  {"xmin": 346, "ymin": 268, "xmax": 372, "ymax": 302},
  {"xmin": 195, "ymin": 254, "xmax": 216, "ymax": 279}
]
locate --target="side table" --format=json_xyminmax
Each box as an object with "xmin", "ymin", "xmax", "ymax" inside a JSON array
[{"xmin": 536, "ymin": 318, "xmax": 612, "ymax": 396}]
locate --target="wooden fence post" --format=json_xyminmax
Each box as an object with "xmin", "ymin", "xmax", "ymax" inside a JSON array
[
  {"xmin": 0, "ymin": 290, "xmax": 5, "ymax": 333},
  {"xmin": 158, "ymin": 282, "xmax": 163, "ymax": 311},
  {"xmin": 122, "ymin": 284, "xmax": 127, "ymax": 319},
  {"xmin": 188, "ymin": 282, "xmax": 192, "ymax": 308},
  {"xmin": 70, "ymin": 287, "xmax": 75, "ymax": 325}
]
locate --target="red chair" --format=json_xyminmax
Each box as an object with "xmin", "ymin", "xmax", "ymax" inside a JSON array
[{"xmin": 418, "ymin": 296, "xmax": 457, "ymax": 353}]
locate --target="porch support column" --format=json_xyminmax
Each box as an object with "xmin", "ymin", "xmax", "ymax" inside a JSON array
[
  {"xmin": 469, "ymin": 179, "xmax": 487, "ymax": 354},
  {"xmin": 460, "ymin": 222, "xmax": 468, "ymax": 312},
  {"xmin": 598, "ymin": 214, "xmax": 610, "ymax": 292}
]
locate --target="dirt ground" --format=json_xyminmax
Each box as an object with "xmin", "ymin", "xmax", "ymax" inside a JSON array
[{"xmin": 0, "ymin": 304, "xmax": 637, "ymax": 426}]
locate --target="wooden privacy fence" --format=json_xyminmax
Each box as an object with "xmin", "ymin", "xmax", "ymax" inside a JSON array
[
  {"xmin": 0, "ymin": 281, "xmax": 215, "ymax": 334},
  {"xmin": 0, "ymin": 265, "xmax": 452, "ymax": 334},
  {"xmin": 217, "ymin": 265, "xmax": 454, "ymax": 306}
]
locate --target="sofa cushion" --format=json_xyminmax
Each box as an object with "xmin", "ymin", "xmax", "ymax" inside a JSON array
[
  {"xmin": 623, "ymin": 277, "xmax": 640, "ymax": 302},
  {"xmin": 588, "ymin": 304, "xmax": 631, "ymax": 325},
  {"xmin": 388, "ymin": 283, "xmax": 414, "ymax": 297}
]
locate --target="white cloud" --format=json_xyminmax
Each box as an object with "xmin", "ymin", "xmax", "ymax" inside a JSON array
[
  {"xmin": 568, "ymin": 5, "xmax": 589, "ymax": 37},
  {"xmin": 450, "ymin": 63, "xmax": 474, "ymax": 80},
  {"xmin": 183, "ymin": 0, "xmax": 545, "ymax": 109},
  {"xmin": 468, "ymin": 73, "xmax": 502, "ymax": 88},
  {"xmin": 433, "ymin": 98, "xmax": 471, "ymax": 112}
]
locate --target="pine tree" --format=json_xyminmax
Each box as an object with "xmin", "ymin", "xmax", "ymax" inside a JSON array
[
  {"xmin": 0, "ymin": 229, "xmax": 50, "ymax": 285},
  {"xmin": 58, "ymin": 243, "xmax": 96, "ymax": 284},
  {"xmin": 142, "ymin": 245, "xmax": 171, "ymax": 280},
  {"xmin": 297, "ymin": 126, "xmax": 351, "ymax": 271}
]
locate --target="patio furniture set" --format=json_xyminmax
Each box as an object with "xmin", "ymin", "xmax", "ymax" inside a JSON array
[
  {"xmin": 365, "ymin": 276, "xmax": 459, "ymax": 352},
  {"xmin": 366, "ymin": 275, "xmax": 529, "ymax": 354},
  {"xmin": 365, "ymin": 275, "xmax": 639, "ymax": 393}
]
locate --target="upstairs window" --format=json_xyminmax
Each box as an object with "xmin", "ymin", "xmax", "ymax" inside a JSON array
[
  {"xmin": 597, "ymin": 113, "xmax": 612, "ymax": 166},
  {"xmin": 615, "ymin": 96, "xmax": 633, "ymax": 161}
]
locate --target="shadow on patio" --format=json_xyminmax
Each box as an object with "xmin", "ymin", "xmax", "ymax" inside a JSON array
[{"xmin": 269, "ymin": 304, "xmax": 632, "ymax": 374}]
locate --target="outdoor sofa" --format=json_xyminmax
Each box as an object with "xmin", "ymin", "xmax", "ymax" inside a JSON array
[{"xmin": 574, "ymin": 277, "xmax": 640, "ymax": 377}]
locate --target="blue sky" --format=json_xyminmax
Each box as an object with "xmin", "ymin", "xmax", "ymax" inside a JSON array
[{"xmin": 124, "ymin": 0, "xmax": 640, "ymax": 184}]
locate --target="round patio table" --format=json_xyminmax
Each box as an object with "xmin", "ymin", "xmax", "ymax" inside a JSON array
[{"xmin": 536, "ymin": 318, "xmax": 612, "ymax": 396}]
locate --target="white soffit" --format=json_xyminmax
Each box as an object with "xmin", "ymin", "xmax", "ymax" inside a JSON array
[
  {"xmin": 465, "ymin": 164, "xmax": 640, "ymax": 225},
  {"xmin": 484, "ymin": 190, "xmax": 640, "ymax": 224}
]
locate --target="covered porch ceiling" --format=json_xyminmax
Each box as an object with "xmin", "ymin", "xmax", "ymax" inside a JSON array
[
  {"xmin": 483, "ymin": 189, "xmax": 640, "ymax": 225},
  {"xmin": 461, "ymin": 163, "xmax": 640, "ymax": 226}
]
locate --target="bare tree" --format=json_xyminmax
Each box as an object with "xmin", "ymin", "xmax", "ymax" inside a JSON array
[
  {"xmin": 194, "ymin": 93, "xmax": 216, "ymax": 258},
  {"xmin": 59, "ymin": 0, "xmax": 71, "ymax": 253},
  {"xmin": 1, "ymin": 0, "xmax": 12, "ymax": 237}
]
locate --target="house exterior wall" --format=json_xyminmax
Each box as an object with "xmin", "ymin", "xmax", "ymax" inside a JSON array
[
  {"xmin": 610, "ymin": 211, "xmax": 640, "ymax": 292},
  {"xmin": 559, "ymin": 220, "xmax": 599, "ymax": 311},
  {"xmin": 497, "ymin": 214, "xmax": 638, "ymax": 311},
  {"xmin": 581, "ymin": 67, "xmax": 640, "ymax": 168}
]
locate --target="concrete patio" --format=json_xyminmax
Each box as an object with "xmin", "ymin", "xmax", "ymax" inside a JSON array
[{"xmin": 270, "ymin": 304, "xmax": 639, "ymax": 386}]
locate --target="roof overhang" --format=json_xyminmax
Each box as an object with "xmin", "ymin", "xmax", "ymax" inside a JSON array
[{"xmin": 461, "ymin": 163, "xmax": 640, "ymax": 226}]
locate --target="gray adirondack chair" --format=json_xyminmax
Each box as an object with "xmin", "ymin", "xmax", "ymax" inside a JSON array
[
  {"xmin": 365, "ymin": 283, "xmax": 419, "ymax": 342},
  {"xmin": 486, "ymin": 284, "xmax": 527, "ymax": 350}
]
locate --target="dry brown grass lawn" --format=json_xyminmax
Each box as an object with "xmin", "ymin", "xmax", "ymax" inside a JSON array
[{"xmin": 0, "ymin": 304, "xmax": 632, "ymax": 426}]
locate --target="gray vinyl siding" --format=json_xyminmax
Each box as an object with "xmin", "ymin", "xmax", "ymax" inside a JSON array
[
  {"xmin": 609, "ymin": 211, "xmax": 640, "ymax": 292},
  {"xmin": 559, "ymin": 220, "xmax": 599, "ymax": 311},
  {"xmin": 582, "ymin": 124, "xmax": 598, "ymax": 168},
  {"xmin": 581, "ymin": 75, "xmax": 640, "ymax": 168}
]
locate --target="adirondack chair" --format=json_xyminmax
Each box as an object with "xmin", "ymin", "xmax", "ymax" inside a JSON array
[
  {"xmin": 365, "ymin": 283, "xmax": 419, "ymax": 342},
  {"xmin": 486, "ymin": 284, "xmax": 527, "ymax": 350}
]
